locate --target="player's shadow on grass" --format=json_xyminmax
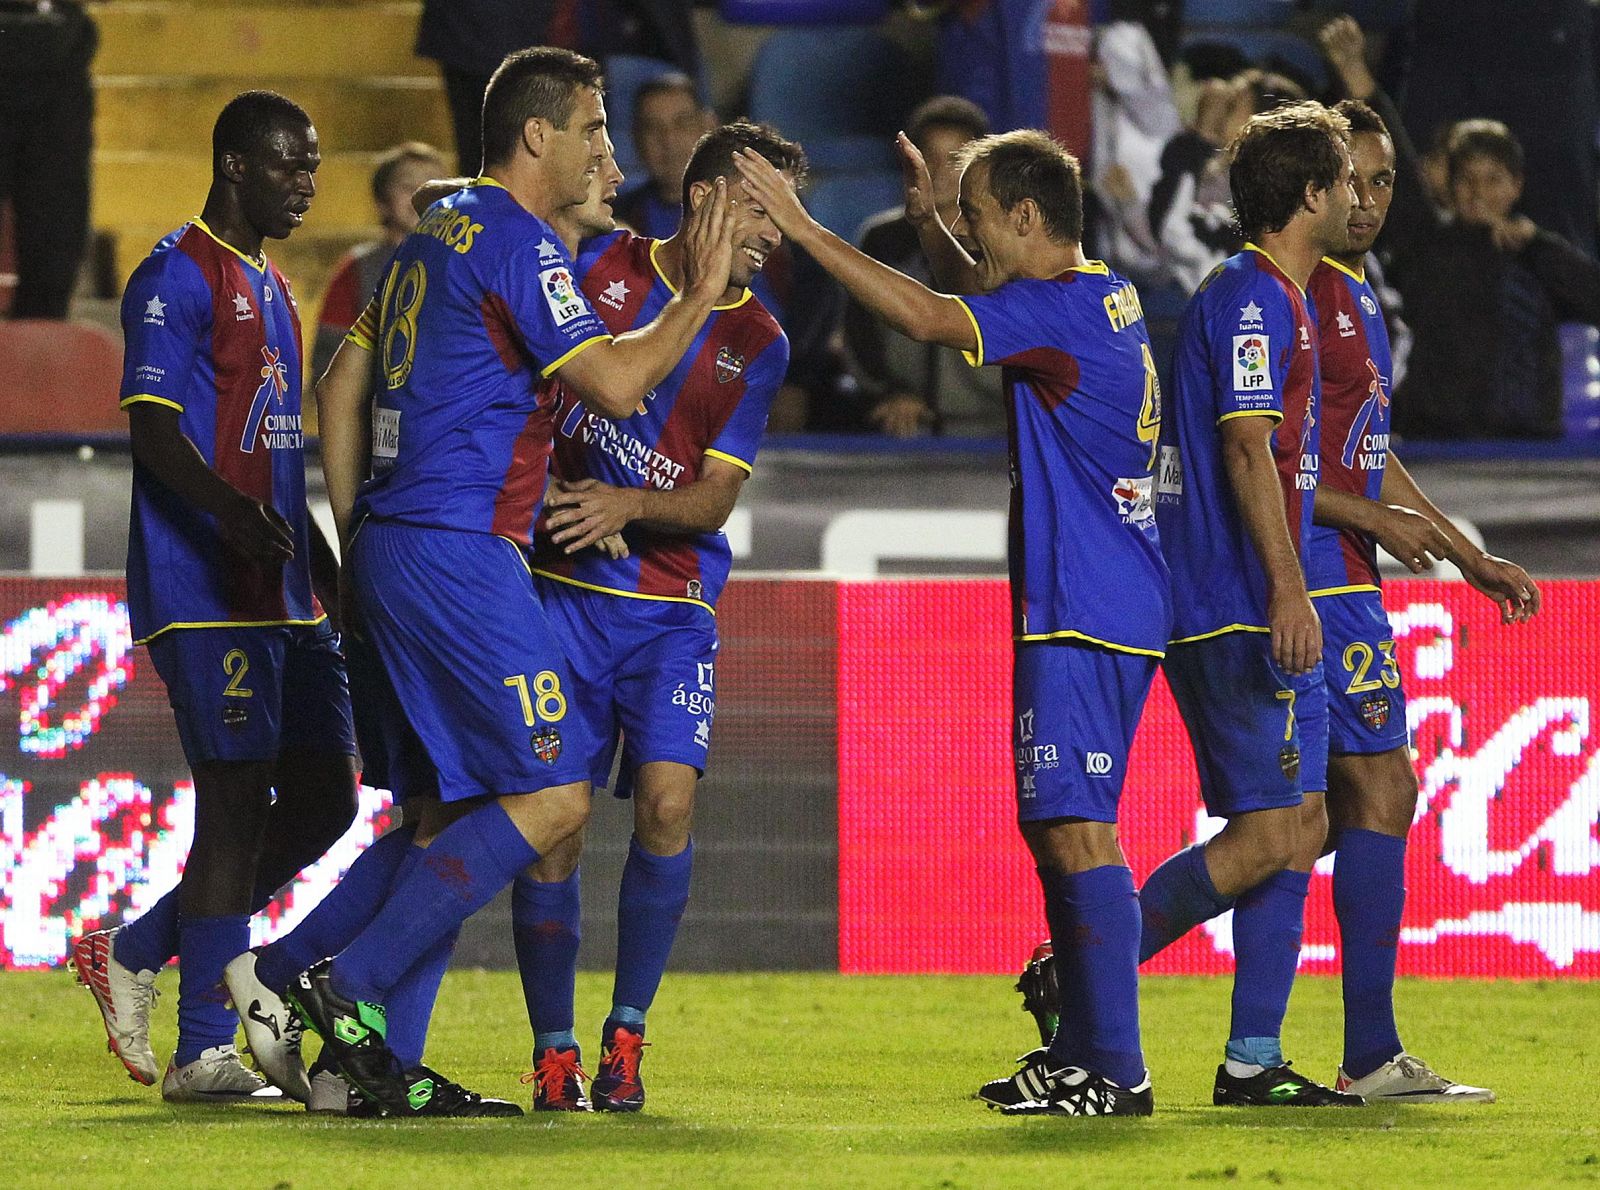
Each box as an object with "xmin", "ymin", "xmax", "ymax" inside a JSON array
[{"xmin": 939, "ymin": 1106, "xmax": 1475, "ymax": 1158}]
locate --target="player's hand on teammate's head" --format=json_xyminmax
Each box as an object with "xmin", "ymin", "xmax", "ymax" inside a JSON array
[
  {"xmin": 1464, "ymin": 553, "xmax": 1542, "ymax": 623},
  {"xmin": 734, "ymin": 149, "xmax": 809, "ymax": 239},
  {"xmin": 682, "ymin": 176, "xmax": 736, "ymax": 299},
  {"xmin": 218, "ymin": 493, "xmax": 296, "ymax": 565},
  {"xmin": 1373, "ymin": 504, "xmax": 1451, "ymax": 574},
  {"xmin": 896, "ymin": 132, "xmax": 938, "ymax": 229}
]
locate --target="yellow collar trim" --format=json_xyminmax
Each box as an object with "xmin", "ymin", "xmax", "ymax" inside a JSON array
[
  {"xmin": 191, "ymin": 217, "xmax": 266, "ymax": 273},
  {"xmin": 1243, "ymin": 242, "xmax": 1305, "ymax": 296},
  {"xmin": 648, "ymin": 239, "xmax": 752, "ymax": 311},
  {"xmin": 471, "ymin": 175, "xmax": 506, "ymax": 190},
  {"xmin": 1320, "ymin": 255, "xmax": 1366, "ymax": 284}
]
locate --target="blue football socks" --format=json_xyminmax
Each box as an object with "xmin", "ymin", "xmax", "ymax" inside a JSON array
[
  {"xmin": 174, "ymin": 913, "xmax": 249, "ymax": 1066},
  {"xmin": 513, "ymin": 868, "xmax": 582, "ymax": 1045},
  {"xmin": 1043, "ymin": 866, "xmax": 1144, "ymax": 1087},
  {"xmin": 253, "ymin": 824, "xmax": 417, "ymax": 996},
  {"xmin": 381, "ymin": 922, "xmax": 459, "ymax": 1070},
  {"xmin": 610, "ymin": 835, "xmax": 692, "ymax": 1022},
  {"xmin": 1138, "ymin": 843, "xmax": 1235, "ymax": 962},
  {"xmin": 1226, "ymin": 868, "xmax": 1311, "ymax": 1069},
  {"xmin": 331, "ymin": 802, "xmax": 537, "ymax": 1005},
  {"xmin": 1333, "ymin": 828, "xmax": 1407, "ymax": 1079}
]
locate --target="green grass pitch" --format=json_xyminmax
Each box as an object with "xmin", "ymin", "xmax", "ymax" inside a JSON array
[{"xmin": 2, "ymin": 970, "xmax": 1595, "ymax": 1188}]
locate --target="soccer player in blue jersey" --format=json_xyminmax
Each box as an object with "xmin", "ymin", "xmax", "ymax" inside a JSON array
[
  {"xmin": 70, "ymin": 91, "xmax": 359, "ymax": 1103},
  {"xmin": 1139, "ymin": 101, "xmax": 1364, "ymax": 1107},
  {"xmin": 742, "ymin": 130, "xmax": 1171, "ymax": 1117},
  {"xmin": 277, "ymin": 47, "xmax": 736, "ymax": 1118},
  {"xmin": 511, "ymin": 121, "xmax": 797, "ymax": 1113},
  {"xmin": 1306, "ymin": 98, "xmax": 1537, "ymax": 1104}
]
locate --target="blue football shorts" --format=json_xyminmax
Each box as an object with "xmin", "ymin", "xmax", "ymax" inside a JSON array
[
  {"xmin": 536, "ymin": 575, "xmax": 719, "ymax": 795},
  {"xmin": 1162, "ymin": 629, "xmax": 1325, "ymax": 817},
  {"xmin": 1011, "ymin": 639, "xmax": 1159, "ymax": 825},
  {"xmin": 344, "ymin": 624, "xmax": 439, "ymax": 803},
  {"xmin": 350, "ymin": 520, "xmax": 594, "ymax": 802},
  {"xmin": 147, "ymin": 617, "xmax": 355, "ymax": 766},
  {"xmin": 1316, "ymin": 588, "xmax": 1410, "ymax": 756}
]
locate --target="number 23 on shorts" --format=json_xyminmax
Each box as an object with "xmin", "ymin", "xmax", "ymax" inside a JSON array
[{"xmin": 504, "ymin": 671, "xmax": 567, "ymax": 725}]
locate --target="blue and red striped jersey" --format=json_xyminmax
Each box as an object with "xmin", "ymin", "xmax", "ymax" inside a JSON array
[
  {"xmin": 119, "ymin": 218, "xmax": 321, "ymax": 645},
  {"xmin": 530, "ymin": 231, "xmax": 786, "ymax": 611},
  {"xmin": 1156, "ymin": 245, "xmax": 1322, "ymax": 642},
  {"xmin": 352, "ymin": 179, "xmax": 611, "ymax": 543},
  {"xmin": 1306, "ymin": 257, "xmax": 1393, "ymax": 592},
  {"xmin": 954, "ymin": 263, "xmax": 1172, "ymax": 657}
]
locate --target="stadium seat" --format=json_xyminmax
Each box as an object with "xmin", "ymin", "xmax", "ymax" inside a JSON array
[
  {"xmin": 803, "ymin": 170, "xmax": 904, "ymax": 242},
  {"xmin": 1180, "ymin": 30, "xmax": 1330, "ymax": 93},
  {"xmin": 1561, "ymin": 323, "xmax": 1600, "ymax": 440},
  {"xmin": 603, "ymin": 54, "xmax": 694, "ymax": 195},
  {"xmin": 0, "ymin": 320, "xmax": 125, "ymax": 436},
  {"xmin": 748, "ymin": 28, "xmax": 918, "ymax": 172},
  {"xmin": 1182, "ymin": 0, "xmax": 1298, "ymax": 27}
]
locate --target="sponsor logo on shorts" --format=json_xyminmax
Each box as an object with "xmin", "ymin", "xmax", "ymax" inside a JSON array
[
  {"xmin": 532, "ymin": 725, "xmax": 562, "ymax": 764},
  {"xmin": 1017, "ymin": 742, "xmax": 1060, "ymax": 773},
  {"xmin": 1019, "ymin": 772, "xmax": 1038, "ymax": 799},
  {"xmin": 1018, "ymin": 708, "xmax": 1036, "ymax": 744},
  {"xmin": 1278, "ymin": 744, "xmax": 1301, "ymax": 781},
  {"xmin": 694, "ymin": 717, "xmax": 711, "ymax": 748},
  {"xmin": 1360, "ymin": 692, "xmax": 1391, "ymax": 731},
  {"xmin": 222, "ymin": 705, "xmax": 248, "ymax": 727},
  {"xmin": 673, "ymin": 683, "xmax": 715, "ymax": 717},
  {"xmin": 1085, "ymin": 751, "xmax": 1114, "ymax": 776}
]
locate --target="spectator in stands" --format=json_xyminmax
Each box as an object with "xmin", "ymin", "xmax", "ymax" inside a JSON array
[
  {"xmin": 312, "ymin": 142, "xmax": 446, "ymax": 377},
  {"xmin": 1324, "ymin": 15, "xmax": 1600, "ymax": 439},
  {"xmin": 1092, "ymin": 8, "xmax": 1182, "ymax": 282},
  {"xmin": 1147, "ymin": 68, "xmax": 1305, "ymax": 292},
  {"xmin": 843, "ymin": 96, "xmax": 1004, "ymax": 438},
  {"xmin": 416, "ymin": 0, "xmax": 699, "ymax": 174},
  {"xmin": 614, "ymin": 74, "xmax": 716, "ymax": 238},
  {"xmin": 1397, "ymin": 0, "xmax": 1597, "ymax": 257},
  {"xmin": 0, "ymin": 0, "xmax": 96, "ymax": 319}
]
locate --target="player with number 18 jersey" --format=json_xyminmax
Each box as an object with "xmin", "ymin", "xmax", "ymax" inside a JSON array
[{"xmin": 349, "ymin": 179, "xmax": 611, "ymax": 801}]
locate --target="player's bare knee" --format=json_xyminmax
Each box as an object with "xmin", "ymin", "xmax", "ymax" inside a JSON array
[
  {"xmin": 529, "ymin": 827, "xmax": 583, "ymax": 881},
  {"xmin": 1020, "ymin": 819, "xmax": 1120, "ymax": 873},
  {"xmin": 1291, "ymin": 793, "xmax": 1329, "ymax": 872}
]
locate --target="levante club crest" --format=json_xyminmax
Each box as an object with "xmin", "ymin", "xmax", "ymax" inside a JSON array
[
  {"xmin": 1360, "ymin": 692, "xmax": 1391, "ymax": 731},
  {"xmin": 715, "ymin": 347, "xmax": 745, "ymax": 383},
  {"xmin": 531, "ymin": 726, "xmax": 562, "ymax": 764}
]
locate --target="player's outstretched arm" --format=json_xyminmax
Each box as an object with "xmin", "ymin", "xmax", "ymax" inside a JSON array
[
  {"xmin": 558, "ymin": 179, "xmax": 735, "ymax": 420},
  {"xmin": 897, "ymin": 132, "xmax": 980, "ymax": 294},
  {"xmin": 1220, "ymin": 415, "xmax": 1321, "ymax": 673},
  {"xmin": 316, "ymin": 333, "xmax": 374, "ymax": 549},
  {"xmin": 128, "ymin": 404, "xmax": 295, "ymax": 564},
  {"xmin": 734, "ymin": 148, "xmax": 976, "ymax": 354},
  {"xmin": 411, "ymin": 177, "xmax": 474, "ymax": 216},
  {"xmin": 544, "ymin": 459, "xmax": 746, "ymax": 554},
  {"xmin": 1381, "ymin": 453, "xmax": 1541, "ymax": 622},
  {"xmin": 1312, "ymin": 485, "xmax": 1451, "ymax": 574}
]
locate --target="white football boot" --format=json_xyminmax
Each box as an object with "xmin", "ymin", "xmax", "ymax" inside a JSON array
[
  {"xmin": 161, "ymin": 1045, "xmax": 282, "ymax": 1103},
  {"xmin": 1336, "ymin": 1053, "xmax": 1495, "ymax": 1103},
  {"xmin": 224, "ymin": 949, "xmax": 310, "ymax": 1102},
  {"xmin": 71, "ymin": 927, "xmax": 161, "ymax": 1086}
]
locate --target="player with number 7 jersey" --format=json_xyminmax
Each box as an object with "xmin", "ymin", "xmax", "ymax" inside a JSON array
[{"xmin": 738, "ymin": 127, "xmax": 1169, "ymax": 1116}]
